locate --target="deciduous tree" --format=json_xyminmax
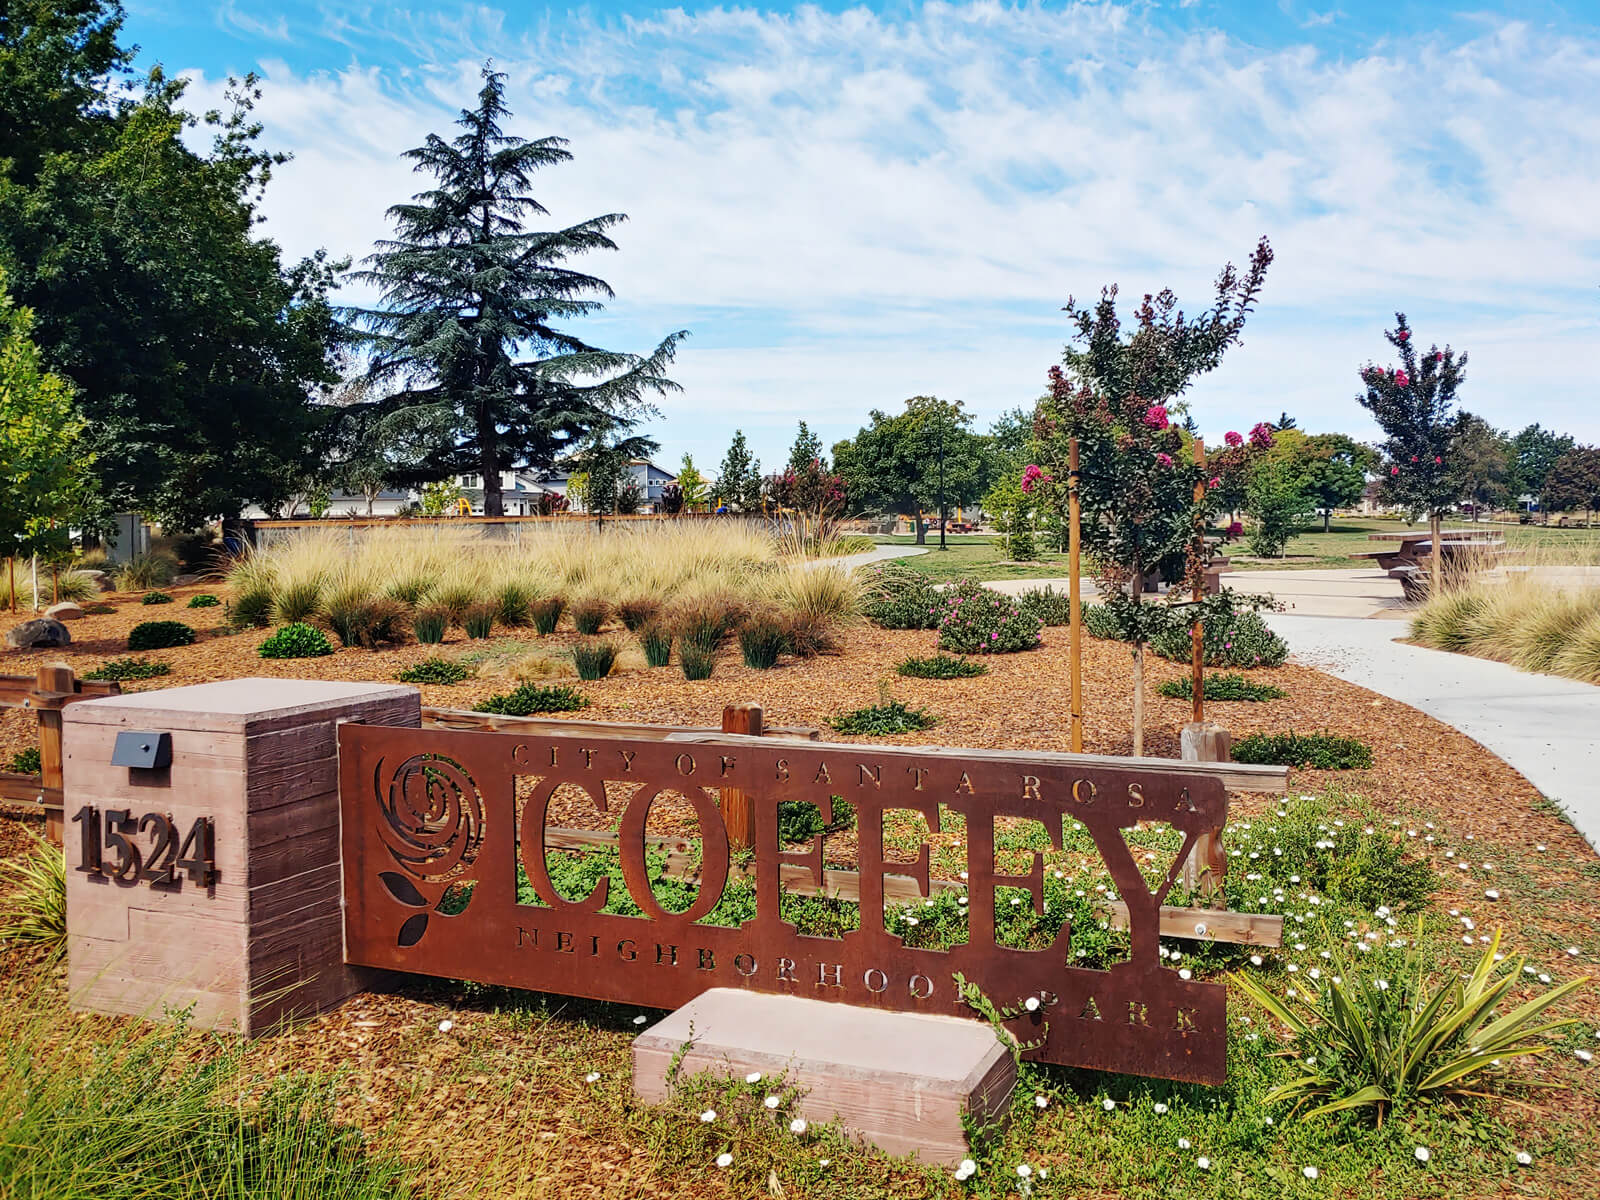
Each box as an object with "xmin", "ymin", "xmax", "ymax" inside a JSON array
[{"xmin": 1542, "ymin": 447, "xmax": 1600, "ymax": 524}]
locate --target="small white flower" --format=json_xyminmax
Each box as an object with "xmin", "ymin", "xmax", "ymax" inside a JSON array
[
  {"xmin": 1102, "ymin": 1098, "xmax": 1116, "ymax": 1111},
  {"xmin": 1303, "ymin": 1166, "xmax": 1319, "ymax": 1179},
  {"xmin": 1567, "ymin": 947, "xmax": 1581, "ymax": 958},
  {"xmin": 1178, "ymin": 968, "xmax": 1192, "ymax": 980},
  {"xmin": 1536, "ymin": 844, "xmax": 1546, "ymax": 852},
  {"xmin": 1178, "ymin": 1137, "xmax": 1192, "ymax": 1150},
  {"xmin": 1025, "ymin": 996, "xmax": 1041, "ymax": 1012},
  {"xmin": 1414, "ymin": 1146, "xmax": 1430, "ymax": 1163},
  {"xmin": 633, "ymin": 1015, "xmax": 648, "ymax": 1026},
  {"xmin": 959, "ymin": 870, "xmax": 969, "ymax": 880},
  {"xmin": 437, "ymin": 1019, "xmax": 454, "ymax": 1033},
  {"xmin": 764, "ymin": 1095, "xmax": 781, "ymax": 1109},
  {"xmin": 700, "ymin": 1110, "xmax": 717, "ymax": 1123},
  {"xmin": 1485, "ymin": 889, "xmax": 1500, "ymax": 900},
  {"xmin": 1197, "ymin": 1157, "xmax": 1211, "ymax": 1170},
  {"xmin": 1376, "ymin": 979, "xmax": 1390, "ymax": 990},
  {"xmin": 1577, "ymin": 1049, "xmax": 1594, "ymax": 1063},
  {"xmin": 819, "ymin": 1158, "xmax": 830, "ymax": 1168},
  {"xmin": 745, "ymin": 1072, "xmax": 762, "ymax": 1083},
  {"xmin": 1153, "ymin": 1102, "xmax": 1169, "ymax": 1114},
  {"xmin": 715, "ymin": 1152, "xmax": 733, "ymax": 1168},
  {"xmin": 1016, "ymin": 1163, "xmax": 1032, "ymax": 1178},
  {"xmin": 958, "ymin": 1158, "xmax": 976, "ymax": 1175},
  {"xmin": 585, "ymin": 1071, "xmax": 600, "ymax": 1083},
  {"xmin": 1264, "ymin": 1116, "xmax": 1274, "ymax": 1125},
  {"xmin": 1539, "ymin": 973, "xmax": 1552, "ymax": 984},
  {"xmin": 1516, "ymin": 1151, "xmax": 1532, "ymax": 1166},
  {"xmin": 790, "ymin": 1118, "xmax": 807, "ymax": 1134},
  {"xmin": 906, "ymin": 916, "xmax": 919, "ymax": 926},
  {"xmin": 1248, "ymin": 953, "xmax": 1265, "ymax": 967}
]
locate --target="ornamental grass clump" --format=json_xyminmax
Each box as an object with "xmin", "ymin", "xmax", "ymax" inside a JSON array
[
  {"xmin": 463, "ymin": 603, "xmax": 497, "ymax": 639},
  {"xmin": 114, "ymin": 552, "xmax": 176, "ymax": 591},
  {"xmin": 1232, "ymin": 923, "xmax": 1587, "ymax": 1124},
  {"xmin": 571, "ymin": 598, "xmax": 610, "ymax": 636},
  {"xmin": 1232, "ymin": 731, "xmax": 1372, "ymax": 770},
  {"xmin": 679, "ymin": 643, "xmax": 716, "ymax": 681},
  {"xmin": 258, "ymin": 622, "xmax": 334, "ymax": 659},
  {"xmin": 127, "ymin": 621, "xmax": 195, "ymax": 651},
  {"xmin": 638, "ymin": 623, "xmax": 672, "ymax": 668},
  {"xmin": 936, "ymin": 580, "xmax": 1043, "ymax": 654},
  {"xmin": 572, "ymin": 639, "xmax": 618, "ymax": 681},
  {"xmin": 494, "ymin": 580, "xmax": 535, "ymax": 627},
  {"xmin": 326, "ymin": 587, "xmax": 406, "ymax": 648},
  {"xmin": 860, "ymin": 562, "xmax": 940, "ymax": 630},
  {"xmin": 0, "ymin": 833, "xmax": 66, "ymax": 956},
  {"xmin": 429, "ymin": 582, "xmax": 478, "ymax": 624},
  {"xmin": 473, "ymin": 683, "xmax": 588, "ymax": 715},
  {"xmin": 617, "ymin": 598, "xmax": 660, "ymax": 632},
  {"xmin": 1017, "ymin": 585, "xmax": 1073, "ymax": 626},
  {"xmin": 531, "ymin": 596, "xmax": 565, "ymax": 635},
  {"xmin": 738, "ymin": 614, "xmax": 786, "ymax": 669},
  {"xmin": 412, "ymin": 605, "xmax": 449, "ymax": 645},
  {"xmin": 896, "ymin": 653, "xmax": 988, "ymax": 679}
]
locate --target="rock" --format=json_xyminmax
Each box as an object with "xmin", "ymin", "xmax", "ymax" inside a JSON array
[
  {"xmin": 77, "ymin": 570, "xmax": 113, "ymax": 592},
  {"xmin": 171, "ymin": 573, "xmax": 201, "ymax": 587},
  {"xmin": 45, "ymin": 602, "xmax": 85, "ymax": 621},
  {"xmin": 5, "ymin": 618, "xmax": 71, "ymax": 649}
]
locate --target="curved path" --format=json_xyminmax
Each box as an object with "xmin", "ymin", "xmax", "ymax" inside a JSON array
[
  {"xmin": 815, "ymin": 543, "xmax": 930, "ymax": 571},
  {"xmin": 1265, "ymin": 612, "xmax": 1600, "ymax": 850}
]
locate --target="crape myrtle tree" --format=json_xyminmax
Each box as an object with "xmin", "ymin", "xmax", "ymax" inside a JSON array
[
  {"xmin": 1357, "ymin": 314, "xmax": 1466, "ymax": 590},
  {"xmin": 351, "ymin": 66, "xmax": 684, "ymax": 517},
  {"xmin": 1029, "ymin": 236, "xmax": 1275, "ymax": 754}
]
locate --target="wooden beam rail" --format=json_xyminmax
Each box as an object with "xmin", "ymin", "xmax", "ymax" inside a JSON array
[
  {"xmin": 0, "ymin": 664, "xmax": 121, "ymax": 841},
  {"xmin": 421, "ymin": 705, "xmax": 822, "ymax": 743}
]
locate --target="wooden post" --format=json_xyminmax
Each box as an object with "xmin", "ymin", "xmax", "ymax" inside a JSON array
[
  {"xmin": 37, "ymin": 662, "xmax": 73, "ymax": 844},
  {"xmin": 1191, "ymin": 440, "xmax": 1207, "ymax": 724},
  {"xmin": 1068, "ymin": 439, "xmax": 1085, "ymax": 753},
  {"xmin": 1179, "ymin": 720, "xmax": 1231, "ymax": 901},
  {"xmin": 720, "ymin": 703, "xmax": 763, "ymax": 851},
  {"xmin": 1429, "ymin": 510, "xmax": 1442, "ymax": 596}
]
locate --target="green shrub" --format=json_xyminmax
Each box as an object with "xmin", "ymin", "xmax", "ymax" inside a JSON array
[
  {"xmin": 412, "ymin": 605, "xmax": 449, "ymax": 644},
  {"xmin": 1232, "ymin": 731, "xmax": 1372, "ymax": 770},
  {"xmin": 1157, "ymin": 673, "xmax": 1286, "ymax": 702},
  {"xmin": 860, "ymin": 562, "xmax": 941, "ymax": 630},
  {"xmin": 81, "ymin": 658, "xmax": 171, "ymax": 682},
  {"xmin": 737, "ymin": 615, "xmax": 786, "ymax": 669},
  {"xmin": 186, "ymin": 593, "xmax": 220, "ymax": 608},
  {"xmin": 936, "ymin": 579, "xmax": 1043, "ymax": 654},
  {"xmin": 571, "ymin": 598, "xmax": 609, "ymax": 635},
  {"xmin": 572, "ymin": 639, "xmax": 618, "ymax": 681},
  {"xmin": 473, "ymin": 683, "xmax": 589, "ymax": 715},
  {"xmin": 5, "ymin": 746, "xmax": 41, "ymax": 774},
  {"xmin": 1082, "ymin": 601, "xmax": 1124, "ymax": 640},
  {"xmin": 228, "ymin": 584, "xmax": 273, "ymax": 628},
  {"xmin": 270, "ymin": 576, "xmax": 325, "ymax": 624},
  {"xmin": 83, "ymin": 602, "xmax": 115, "ymax": 615},
  {"xmin": 1016, "ymin": 584, "xmax": 1072, "ymax": 626},
  {"xmin": 258, "ymin": 622, "xmax": 334, "ymax": 660},
  {"xmin": 1233, "ymin": 924, "xmax": 1586, "ymax": 1123},
  {"xmin": 0, "ymin": 832, "xmax": 65, "ymax": 955},
  {"xmin": 617, "ymin": 598, "xmax": 660, "ymax": 631},
  {"xmin": 327, "ymin": 594, "xmax": 405, "ymax": 648},
  {"xmin": 463, "ymin": 603, "xmax": 496, "ymax": 639},
  {"xmin": 127, "ymin": 621, "xmax": 196, "ymax": 651},
  {"xmin": 829, "ymin": 699, "xmax": 935, "ymax": 735},
  {"xmin": 531, "ymin": 596, "xmax": 565, "ymax": 635},
  {"xmin": 113, "ymin": 552, "xmax": 176, "ymax": 591},
  {"xmin": 494, "ymin": 580, "xmax": 534, "ymax": 627},
  {"xmin": 1151, "ymin": 608, "xmax": 1288, "ymax": 668},
  {"xmin": 680, "ymin": 643, "xmax": 716, "ymax": 680},
  {"xmin": 139, "ymin": 590, "xmax": 173, "ymax": 605},
  {"xmin": 639, "ymin": 623, "xmax": 672, "ymax": 667},
  {"xmin": 896, "ymin": 653, "xmax": 988, "ymax": 679},
  {"xmin": 777, "ymin": 797, "xmax": 856, "ymax": 845},
  {"xmin": 395, "ymin": 657, "xmax": 470, "ymax": 685}
]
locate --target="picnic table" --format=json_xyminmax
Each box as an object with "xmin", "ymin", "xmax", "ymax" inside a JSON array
[{"xmin": 1355, "ymin": 530, "xmax": 1514, "ymax": 600}]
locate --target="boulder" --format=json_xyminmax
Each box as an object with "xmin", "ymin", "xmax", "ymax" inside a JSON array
[
  {"xmin": 5, "ymin": 618, "xmax": 71, "ymax": 649},
  {"xmin": 45, "ymin": 602, "xmax": 85, "ymax": 621},
  {"xmin": 78, "ymin": 570, "xmax": 113, "ymax": 592},
  {"xmin": 171, "ymin": 573, "xmax": 201, "ymax": 587}
]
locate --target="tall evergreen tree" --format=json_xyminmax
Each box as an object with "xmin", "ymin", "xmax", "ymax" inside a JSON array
[
  {"xmin": 351, "ymin": 66, "xmax": 685, "ymax": 517},
  {"xmin": 786, "ymin": 420, "xmax": 826, "ymax": 472},
  {"xmin": 716, "ymin": 430, "xmax": 761, "ymax": 511}
]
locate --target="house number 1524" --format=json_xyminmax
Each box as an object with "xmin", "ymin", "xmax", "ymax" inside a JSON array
[{"xmin": 71, "ymin": 806, "xmax": 216, "ymax": 888}]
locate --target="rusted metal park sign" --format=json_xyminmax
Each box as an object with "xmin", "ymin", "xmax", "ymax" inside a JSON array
[{"xmin": 339, "ymin": 724, "xmax": 1234, "ymax": 1083}]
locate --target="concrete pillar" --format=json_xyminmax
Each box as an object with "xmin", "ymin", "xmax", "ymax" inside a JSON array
[{"xmin": 64, "ymin": 678, "xmax": 418, "ymax": 1034}]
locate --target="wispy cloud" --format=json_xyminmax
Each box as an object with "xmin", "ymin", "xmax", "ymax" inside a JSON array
[{"xmin": 176, "ymin": 2, "xmax": 1600, "ymax": 466}]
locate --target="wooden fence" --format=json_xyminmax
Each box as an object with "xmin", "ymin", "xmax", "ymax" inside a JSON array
[{"xmin": 0, "ymin": 664, "xmax": 122, "ymax": 841}]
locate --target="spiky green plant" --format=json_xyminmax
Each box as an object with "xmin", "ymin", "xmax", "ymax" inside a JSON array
[
  {"xmin": 679, "ymin": 643, "xmax": 716, "ymax": 680},
  {"xmin": 270, "ymin": 575, "xmax": 326, "ymax": 624},
  {"xmin": 617, "ymin": 597, "xmax": 659, "ymax": 632},
  {"xmin": 1553, "ymin": 611, "xmax": 1600, "ymax": 684},
  {"xmin": 1509, "ymin": 593, "xmax": 1600, "ymax": 675},
  {"xmin": 1232, "ymin": 923, "xmax": 1587, "ymax": 1124},
  {"xmin": 1410, "ymin": 589, "xmax": 1489, "ymax": 652},
  {"xmin": 494, "ymin": 580, "xmax": 535, "ymax": 627},
  {"xmin": 429, "ymin": 582, "xmax": 478, "ymax": 624},
  {"xmin": 572, "ymin": 639, "xmax": 618, "ymax": 681},
  {"xmin": 385, "ymin": 573, "xmax": 438, "ymax": 607},
  {"xmin": 738, "ymin": 614, "xmax": 786, "ymax": 669},
  {"xmin": 412, "ymin": 605, "xmax": 449, "ymax": 645},
  {"xmin": 639, "ymin": 623, "xmax": 672, "ymax": 667},
  {"xmin": 463, "ymin": 603, "xmax": 497, "ymax": 639},
  {"xmin": 0, "ymin": 835, "xmax": 66, "ymax": 957},
  {"xmin": 571, "ymin": 598, "xmax": 610, "ymax": 636},
  {"xmin": 531, "ymin": 596, "xmax": 565, "ymax": 636}
]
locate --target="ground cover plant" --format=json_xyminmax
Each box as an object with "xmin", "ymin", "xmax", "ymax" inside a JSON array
[
  {"xmin": 937, "ymin": 579, "xmax": 1044, "ymax": 653},
  {"xmin": 394, "ymin": 657, "xmax": 470, "ymax": 685},
  {"xmin": 126, "ymin": 620, "xmax": 195, "ymax": 651},
  {"xmin": 258, "ymin": 622, "xmax": 335, "ymax": 660},
  {"xmin": 1233, "ymin": 731, "xmax": 1374, "ymax": 770},
  {"xmin": 1158, "ymin": 673, "xmax": 1286, "ymax": 701},
  {"xmin": 186, "ymin": 593, "xmax": 220, "ymax": 608},
  {"xmin": 80, "ymin": 658, "xmax": 171, "ymax": 682},
  {"xmin": 860, "ymin": 560, "xmax": 941, "ymax": 629},
  {"xmin": 473, "ymin": 683, "xmax": 588, "ymax": 715},
  {"xmin": 896, "ymin": 653, "xmax": 988, "ymax": 679},
  {"xmin": 139, "ymin": 590, "xmax": 172, "ymax": 605},
  {"xmin": 4, "ymin": 747, "xmax": 41, "ymax": 774},
  {"xmin": 828, "ymin": 697, "xmax": 935, "ymax": 735}
]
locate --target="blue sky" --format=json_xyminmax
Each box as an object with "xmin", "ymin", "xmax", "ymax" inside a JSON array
[{"xmin": 122, "ymin": 1, "xmax": 1600, "ymax": 474}]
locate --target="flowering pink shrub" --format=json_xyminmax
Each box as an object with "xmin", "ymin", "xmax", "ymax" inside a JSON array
[
  {"xmin": 1394, "ymin": 369, "xmax": 1410, "ymax": 387},
  {"xmin": 937, "ymin": 580, "xmax": 1044, "ymax": 654},
  {"xmin": 1155, "ymin": 452, "xmax": 1173, "ymax": 467},
  {"xmin": 1143, "ymin": 405, "xmax": 1169, "ymax": 430},
  {"xmin": 1248, "ymin": 422, "xmax": 1275, "ymax": 449},
  {"xmin": 1224, "ymin": 430, "xmax": 1244, "ymax": 448},
  {"xmin": 1020, "ymin": 463, "xmax": 1053, "ymax": 494}
]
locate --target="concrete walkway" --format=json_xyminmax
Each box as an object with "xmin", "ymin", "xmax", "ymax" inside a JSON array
[
  {"xmin": 1266, "ymin": 613, "xmax": 1600, "ymax": 849},
  {"xmin": 817, "ymin": 543, "xmax": 928, "ymax": 571}
]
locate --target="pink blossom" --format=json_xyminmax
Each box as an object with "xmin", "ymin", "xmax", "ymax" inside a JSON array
[
  {"xmin": 1398, "ymin": 329, "xmax": 1410, "ymax": 342},
  {"xmin": 1143, "ymin": 405, "xmax": 1170, "ymax": 430},
  {"xmin": 1224, "ymin": 431, "xmax": 1244, "ymax": 448},
  {"xmin": 1394, "ymin": 370, "xmax": 1410, "ymax": 387},
  {"xmin": 1434, "ymin": 456, "xmax": 1442, "ymax": 465},
  {"xmin": 1391, "ymin": 465, "xmax": 1400, "ymax": 476},
  {"xmin": 1155, "ymin": 452, "xmax": 1174, "ymax": 467},
  {"xmin": 1209, "ymin": 476, "xmax": 1221, "ymax": 489},
  {"xmin": 1249, "ymin": 422, "xmax": 1275, "ymax": 449}
]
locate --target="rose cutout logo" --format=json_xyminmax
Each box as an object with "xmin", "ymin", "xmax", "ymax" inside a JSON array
[{"xmin": 372, "ymin": 754, "xmax": 484, "ymax": 947}]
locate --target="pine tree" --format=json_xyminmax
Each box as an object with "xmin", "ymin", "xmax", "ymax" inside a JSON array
[
  {"xmin": 787, "ymin": 420, "xmax": 826, "ymax": 472},
  {"xmin": 351, "ymin": 66, "xmax": 685, "ymax": 516},
  {"xmin": 716, "ymin": 430, "xmax": 761, "ymax": 511}
]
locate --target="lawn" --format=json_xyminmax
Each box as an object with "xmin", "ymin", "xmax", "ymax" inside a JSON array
[
  {"xmin": 872, "ymin": 535, "xmax": 1075, "ymax": 584},
  {"xmin": 1228, "ymin": 517, "xmax": 1600, "ymax": 571},
  {"xmin": 4, "ymin": 578, "xmax": 1600, "ymax": 1199}
]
